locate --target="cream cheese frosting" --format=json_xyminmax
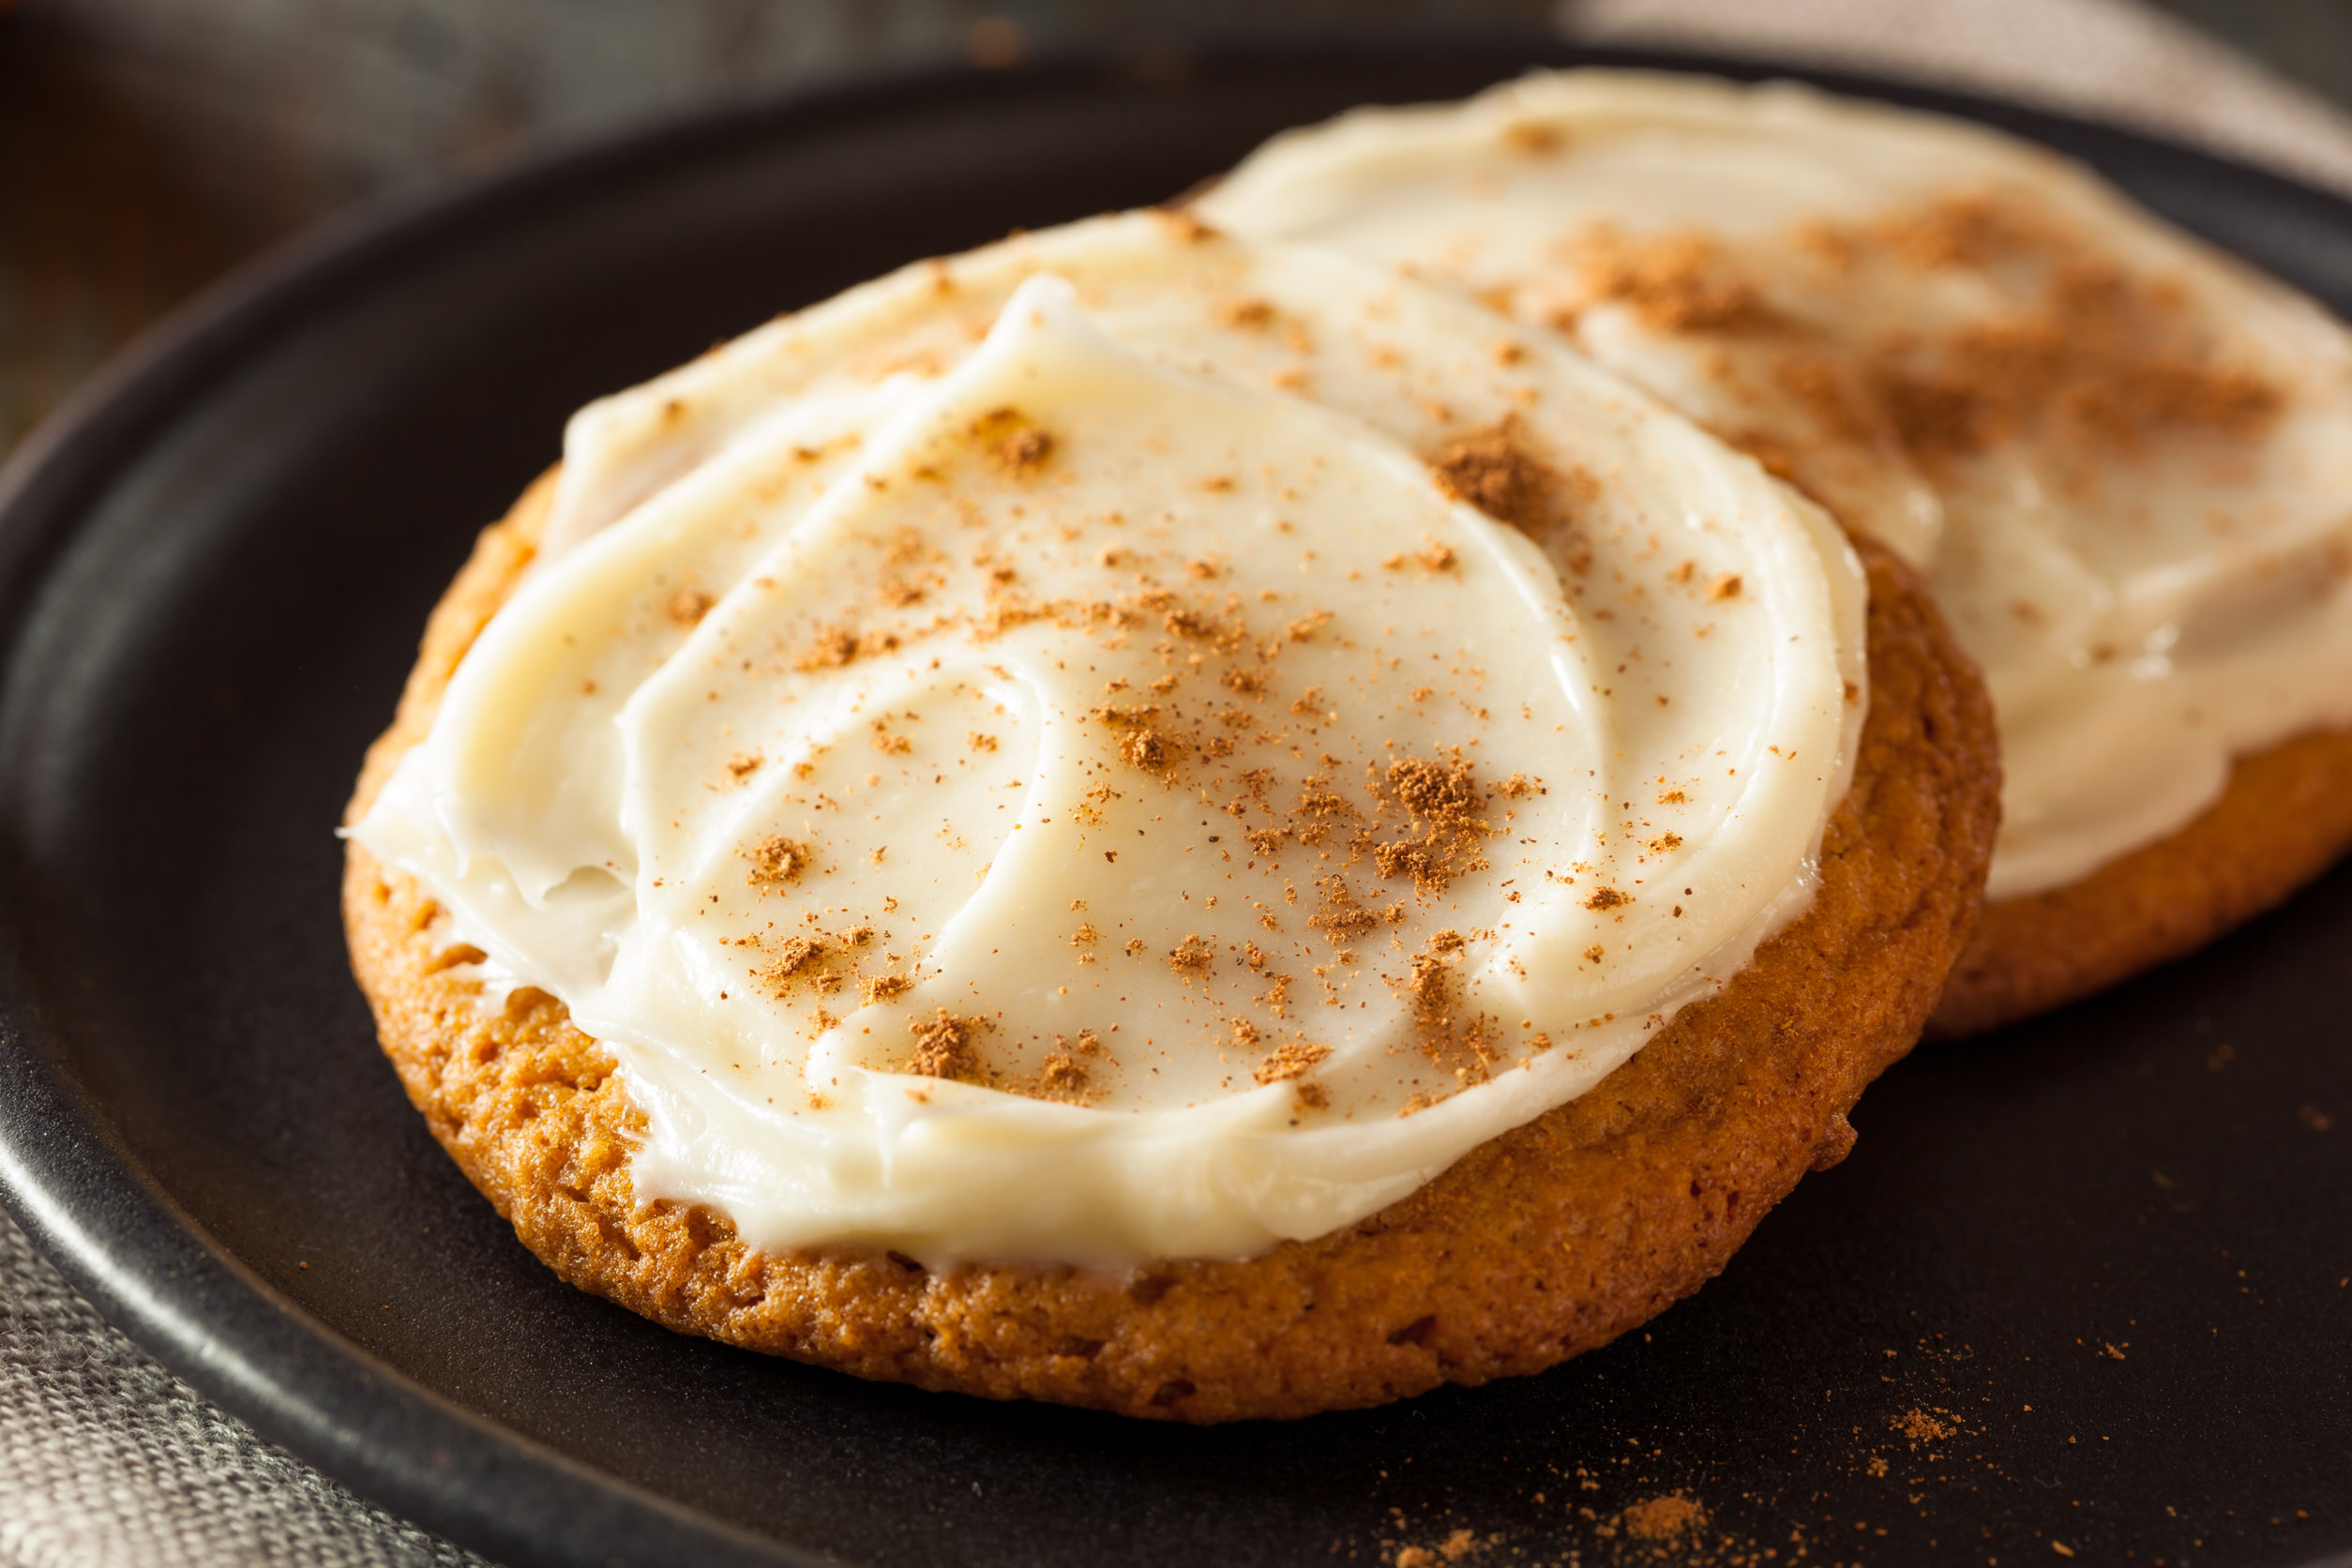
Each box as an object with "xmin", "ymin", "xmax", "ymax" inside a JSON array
[
  {"xmin": 1200, "ymin": 69, "xmax": 2352, "ymax": 899},
  {"xmin": 353, "ymin": 214, "xmax": 1866, "ymax": 1265}
]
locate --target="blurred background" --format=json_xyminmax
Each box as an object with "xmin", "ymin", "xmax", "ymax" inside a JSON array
[{"xmin": 5, "ymin": 0, "xmax": 2352, "ymax": 462}]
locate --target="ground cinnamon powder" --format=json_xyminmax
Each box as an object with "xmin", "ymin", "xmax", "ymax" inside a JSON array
[
  {"xmin": 1565, "ymin": 226, "xmax": 1778, "ymax": 334},
  {"xmin": 1553, "ymin": 195, "xmax": 2284, "ymax": 500},
  {"xmin": 1427, "ymin": 418, "xmax": 1558, "ymax": 532},
  {"xmin": 905, "ymin": 1008, "xmax": 988, "ymax": 1081}
]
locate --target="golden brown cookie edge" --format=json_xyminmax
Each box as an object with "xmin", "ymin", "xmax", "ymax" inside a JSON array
[
  {"xmin": 341, "ymin": 479, "xmax": 1999, "ymax": 1423},
  {"xmin": 1931, "ymin": 724, "xmax": 2352, "ymax": 1038}
]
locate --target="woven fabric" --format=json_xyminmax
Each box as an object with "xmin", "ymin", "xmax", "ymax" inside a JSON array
[
  {"xmin": 0, "ymin": 1218, "xmax": 490, "ymax": 1568},
  {"xmin": 6, "ymin": 2, "xmax": 2349, "ymax": 1562}
]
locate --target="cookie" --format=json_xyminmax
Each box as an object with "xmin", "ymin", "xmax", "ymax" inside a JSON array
[
  {"xmin": 1199, "ymin": 69, "xmax": 2352, "ymax": 1033},
  {"xmin": 344, "ymin": 213, "xmax": 1999, "ymax": 1417},
  {"xmin": 344, "ymin": 481, "xmax": 1997, "ymax": 1421},
  {"xmin": 1932, "ymin": 725, "xmax": 2352, "ymax": 1036}
]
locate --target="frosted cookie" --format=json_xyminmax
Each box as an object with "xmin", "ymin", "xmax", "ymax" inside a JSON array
[
  {"xmin": 343, "ymin": 215, "xmax": 1998, "ymax": 1418},
  {"xmin": 1200, "ymin": 70, "xmax": 2352, "ymax": 1033}
]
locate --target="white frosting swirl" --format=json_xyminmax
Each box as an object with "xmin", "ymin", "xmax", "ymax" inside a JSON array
[
  {"xmin": 1201, "ymin": 69, "xmax": 2352, "ymax": 899},
  {"xmin": 354, "ymin": 216, "xmax": 1864, "ymax": 1264}
]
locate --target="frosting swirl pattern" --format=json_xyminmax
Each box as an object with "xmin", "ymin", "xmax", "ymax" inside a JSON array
[
  {"xmin": 354, "ymin": 216, "xmax": 1864, "ymax": 1264},
  {"xmin": 1201, "ymin": 70, "xmax": 2352, "ymax": 899}
]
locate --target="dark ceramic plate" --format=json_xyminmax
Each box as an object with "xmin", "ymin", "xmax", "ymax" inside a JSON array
[{"xmin": 1, "ymin": 35, "xmax": 2347, "ymax": 1568}]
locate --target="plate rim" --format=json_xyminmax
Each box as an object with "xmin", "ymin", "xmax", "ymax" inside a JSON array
[{"xmin": 4, "ymin": 30, "xmax": 2350, "ymax": 1568}]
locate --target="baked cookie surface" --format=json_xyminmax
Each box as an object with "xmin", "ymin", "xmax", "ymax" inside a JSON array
[
  {"xmin": 343, "ymin": 475, "xmax": 1998, "ymax": 1422},
  {"xmin": 1199, "ymin": 70, "xmax": 2352, "ymax": 1033},
  {"xmin": 1933, "ymin": 726, "xmax": 2352, "ymax": 1037}
]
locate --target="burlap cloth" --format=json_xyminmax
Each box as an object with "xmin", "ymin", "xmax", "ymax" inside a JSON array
[{"xmin": 8, "ymin": 2, "xmax": 2352, "ymax": 1563}]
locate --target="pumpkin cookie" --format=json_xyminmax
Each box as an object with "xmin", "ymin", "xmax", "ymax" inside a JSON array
[
  {"xmin": 345, "ymin": 497, "xmax": 1994, "ymax": 1421},
  {"xmin": 1201, "ymin": 69, "xmax": 2352, "ymax": 1033},
  {"xmin": 1933, "ymin": 725, "xmax": 2352, "ymax": 1035},
  {"xmin": 344, "ymin": 217, "xmax": 1997, "ymax": 1418}
]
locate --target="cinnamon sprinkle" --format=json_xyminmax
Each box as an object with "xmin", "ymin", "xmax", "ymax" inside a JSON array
[
  {"xmin": 1375, "ymin": 757, "xmax": 1493, "ymax": 893},
  {"xmin": 904, "ymin": 1008, "xmax": 989, "ymax": 1082},
  {"xmin": 1616, "ymin": 1492, "xmax": 1710, "ymax": 1546},
  {"xmin": 1427, "ymin": 417, "xmax": 1557, "ymax": 533},
  {"xmin": 793, "ymin": 626, "xmax": 861, "ymax": 671},
  {"xmin": 1563, "ymin": 225, "xmax": 1777, "ymax": 333},
  {"xmin": 745, "ymin": 836, "xmax": 812, "ymax": 886},
  {"xmin": 971, "ymin": 406, "xmax": 1057, "ymax": 475},
  {"xmin": 1252, "ymin": 1037, "xmax": 1331, "ymax": 1087}
]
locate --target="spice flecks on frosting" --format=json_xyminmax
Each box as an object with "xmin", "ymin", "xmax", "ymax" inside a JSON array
[
  {"xmin": 1201, "ymin": 69, "xmax": 2352, "ymax": 898},
  {"xmin": 352, "ymin": 216, "xmax": 1864, "ymax": 1264}
]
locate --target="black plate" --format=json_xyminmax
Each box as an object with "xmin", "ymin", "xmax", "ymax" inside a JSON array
[{"xmin": 2, "ymin": 35, "xmax": 2348, "ymax": 1568}]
